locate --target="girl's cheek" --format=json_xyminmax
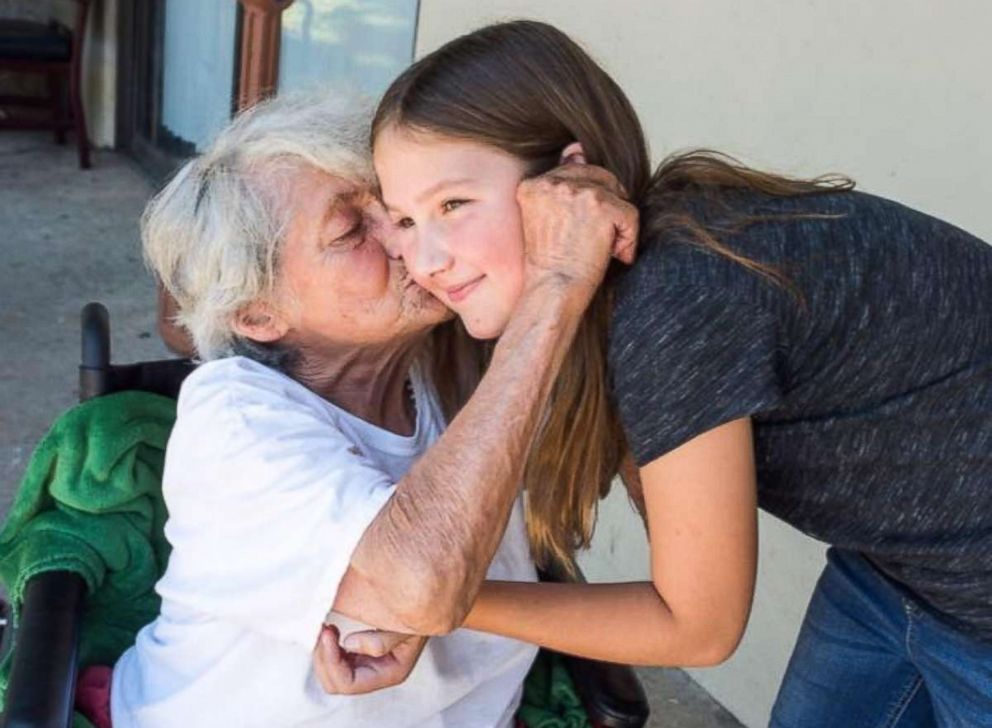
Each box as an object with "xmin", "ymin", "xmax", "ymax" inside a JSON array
[{"xmin": 447, "ymin": 214, "xmax": 489, "ymax": 262}]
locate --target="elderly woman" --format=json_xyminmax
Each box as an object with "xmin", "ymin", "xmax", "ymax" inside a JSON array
[{"xmin": 105, "ymin": 91, "xmax": 635, "ymax": 728}]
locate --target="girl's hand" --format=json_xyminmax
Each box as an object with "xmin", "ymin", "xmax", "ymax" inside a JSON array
[
  {"xmin": 516, "ymin": 164, "xmax": 639, "ymax": 298},
  {"xmin": 312, "ymin": 625, "xmax": 427, "ymax": 695}
]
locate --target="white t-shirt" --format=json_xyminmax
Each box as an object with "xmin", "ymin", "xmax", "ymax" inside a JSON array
[{"xmin": 111, "ymin": 356, "xmax": 538, "ymax": 728}]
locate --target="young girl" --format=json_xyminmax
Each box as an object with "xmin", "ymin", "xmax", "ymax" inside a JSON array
[{"xmin": 365, "ymin": 19, "xmax": 992, "ymax": 727}]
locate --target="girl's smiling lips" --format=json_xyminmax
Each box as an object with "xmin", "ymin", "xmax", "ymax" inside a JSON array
[{"xmin": 445, "ymin": 276, "xmax": 484, "ymax": 303}]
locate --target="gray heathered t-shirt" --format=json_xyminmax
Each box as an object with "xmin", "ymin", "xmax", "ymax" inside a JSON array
[{"xmin": 608, "ymin": 189, "xmax": 992, "ymax": 641}]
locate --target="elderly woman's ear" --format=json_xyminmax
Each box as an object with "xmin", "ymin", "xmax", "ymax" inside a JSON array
[{"xmin": 231, "ymin": 301, "xmax": 290, "ymax": 344}]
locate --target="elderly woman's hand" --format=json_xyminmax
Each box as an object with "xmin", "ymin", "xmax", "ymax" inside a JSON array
[
  {"xmin": 312, "ymin": 625, "xmax": 427, "ymax": 695},
  {"xmin": 516, "ymin": 163, "xmax": 639, "ymax": 297}
]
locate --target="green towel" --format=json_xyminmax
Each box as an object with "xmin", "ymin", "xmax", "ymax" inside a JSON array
[
  {"xmin": 518, "ymin": 650, "xmax": 592, "ymax": 728},
  {"xmin": 0, "ymin": 391, "xmax": 176, "ymax": 717}
]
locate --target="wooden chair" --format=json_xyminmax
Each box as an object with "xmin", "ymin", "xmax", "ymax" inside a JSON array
[{"xmin": 0, "ymin": 0, "xmax": 91, "ymax": 168}]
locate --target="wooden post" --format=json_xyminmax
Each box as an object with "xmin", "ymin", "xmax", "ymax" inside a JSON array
[{"xmin": 235, "ymin": 0, "xmax": 295, "ymax": 110}]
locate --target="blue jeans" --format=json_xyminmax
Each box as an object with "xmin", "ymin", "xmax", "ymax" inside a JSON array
[{"xmin": 770, "ymin": 548, "xmax": 992, "ymax": 727}]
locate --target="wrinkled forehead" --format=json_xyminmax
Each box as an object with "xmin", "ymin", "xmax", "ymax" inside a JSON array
[{"xmin": 266, "ymin": 162, "xmax": 373, "ymax": 216}]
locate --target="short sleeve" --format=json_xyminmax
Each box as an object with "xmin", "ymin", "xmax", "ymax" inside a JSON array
[
  {"xmin": 155, "ymin": 361, "xmax": 395, "ymax": 650},
  {"xmin": 609, "ymin": 282, "xmax": 786, "ymax": 466}
]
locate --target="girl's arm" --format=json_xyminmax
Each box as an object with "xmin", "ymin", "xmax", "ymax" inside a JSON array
[{"xmin": 462, "ymin": 417, "xmax": 758, "ymax": 667}]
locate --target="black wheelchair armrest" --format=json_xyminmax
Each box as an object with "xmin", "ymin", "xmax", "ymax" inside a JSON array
[
  {"xmin": 561, "ymin": 654, "xmax": 649, "ymax": 728},
  {"xmin": 2, "ymin": 571, "xmax": 86, "ymax": 728}
]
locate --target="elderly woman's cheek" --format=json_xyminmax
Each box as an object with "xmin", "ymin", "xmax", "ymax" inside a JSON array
[{"xmin": 349, "ymin": 240, "xmax": 394, "ymax": 293}]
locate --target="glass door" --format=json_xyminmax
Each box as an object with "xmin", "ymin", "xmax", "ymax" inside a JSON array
[
  {"xmin": 118, "ymin": 0, "xmax": 241, "ymax": 180},
  {"xmin": 278, "ymin": 0, "xmax": 419, "ymax": 99}
]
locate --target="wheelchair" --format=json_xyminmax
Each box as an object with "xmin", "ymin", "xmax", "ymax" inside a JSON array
[{"xmin": 0, "ymin": 303, "xmax": 650, "ymax": 728}]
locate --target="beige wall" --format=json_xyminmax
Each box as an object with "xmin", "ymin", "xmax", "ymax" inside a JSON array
[
  {"xmin": 416, "ymin": 0, "xmax": 992, "ymax": 241},
  {"xmin": 416, "ymin": 2, "xmax": 991, "ymax": 726}
]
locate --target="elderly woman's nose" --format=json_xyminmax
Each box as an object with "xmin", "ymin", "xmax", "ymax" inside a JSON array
[
  {"xmin": 362, "ymin": 203, "xmax": 403, "ymax": 259},
  {"xmin": 379, "ymin": 228, "xmax": 404, "ymax": 259}
]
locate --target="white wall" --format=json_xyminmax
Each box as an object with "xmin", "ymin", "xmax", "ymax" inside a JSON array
[{"xmin": 416, "ymin": 3, "xmax": 991, "ymax": 726}]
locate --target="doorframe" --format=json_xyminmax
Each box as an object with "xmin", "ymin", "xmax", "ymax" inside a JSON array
[{"xmin": 236, "ymin": 0, "xmax": 295, "ymax": 109}]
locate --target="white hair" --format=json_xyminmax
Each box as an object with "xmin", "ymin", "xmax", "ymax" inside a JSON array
[{"xmin": 142, "ymin": 90, "xmax": 375, "ymax": 361}]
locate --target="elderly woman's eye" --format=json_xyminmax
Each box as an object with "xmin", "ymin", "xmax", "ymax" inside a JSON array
[{"xmin": 330, "ymin": 221, "xmax": 364, "ymax": 245}]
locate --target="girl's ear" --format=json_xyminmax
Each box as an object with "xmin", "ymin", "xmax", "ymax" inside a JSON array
[
  {"xmin": 230, "ymin": 300, "xmax": 290, "ymax": 343},
  {"xmin": 559, "ymin": 141, "xmax": 587, "ymax": 165}
]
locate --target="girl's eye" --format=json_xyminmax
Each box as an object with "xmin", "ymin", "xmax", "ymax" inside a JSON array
[
  {"xmin": 396, "ymin": 217, "xmax": 415, "ymax": 229},
  {"xmin": 442, "ymin": 199, "xmax": 468, "ymax": 213}
]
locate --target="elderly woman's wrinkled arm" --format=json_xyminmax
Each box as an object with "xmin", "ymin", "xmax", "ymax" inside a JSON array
[
  {"xmin": 333, "ymin": 166, "xmax": 639, "ymax": 636},
  {"xmin": 335, "ymin": 279, "xmax": 588, "ymax": 635}
]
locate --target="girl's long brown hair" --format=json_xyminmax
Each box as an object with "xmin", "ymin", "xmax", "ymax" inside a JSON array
[{"xmin": 374, "ymin": 20, "xmax": 852, "ymax": 573}]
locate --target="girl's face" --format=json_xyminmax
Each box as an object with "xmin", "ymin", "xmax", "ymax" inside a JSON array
[{"xmin": 373, "ymin": 125, "xmax": 529, "ymax": 340}]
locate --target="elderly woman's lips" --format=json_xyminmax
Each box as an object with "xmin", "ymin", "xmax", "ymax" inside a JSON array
[{"xmin": 446, "ymin": 277, "xmax": 483, "ymax": 303}]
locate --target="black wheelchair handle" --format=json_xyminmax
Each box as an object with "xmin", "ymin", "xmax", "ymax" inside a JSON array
[
  {"xmin": 80, "ymin": 303, "xmax": 110, "ymax": 370},
  {"xmin": 80, "ymin": 303, "xmax": 110, "ymax": 401}
]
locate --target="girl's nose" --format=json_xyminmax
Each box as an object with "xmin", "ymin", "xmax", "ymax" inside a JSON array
[{"xmin": 407, "ymin": 231, "xmax": 454, "ymax": 279}]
